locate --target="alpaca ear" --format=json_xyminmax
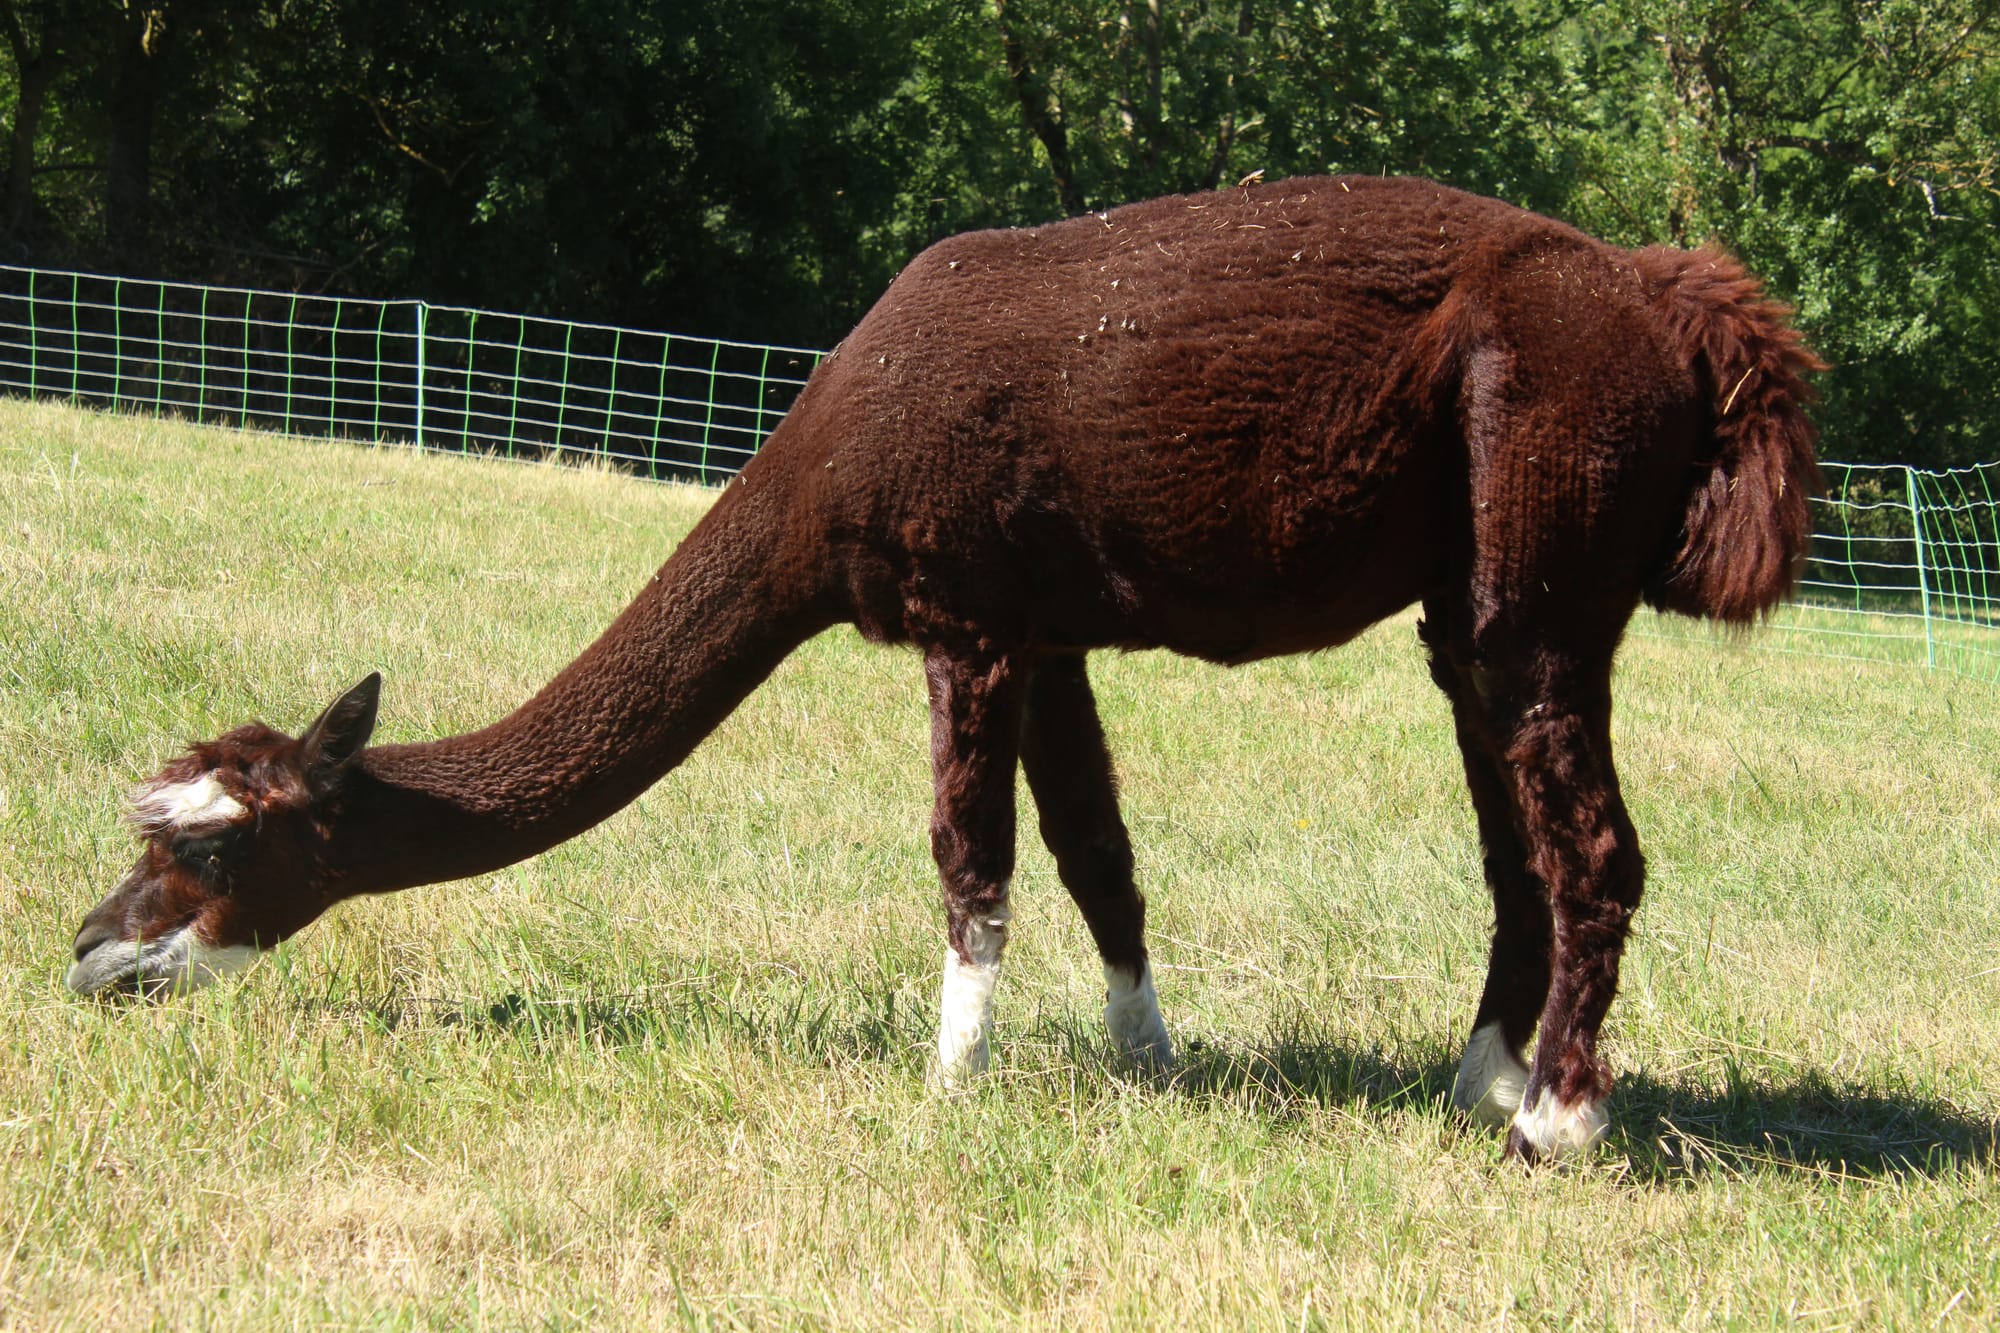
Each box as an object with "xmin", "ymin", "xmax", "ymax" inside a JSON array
[{"xmin": 300, "ymin": 672, "xmax": 381, "ymax": 790}]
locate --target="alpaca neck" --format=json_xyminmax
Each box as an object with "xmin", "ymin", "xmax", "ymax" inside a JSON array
[{"xmin": 337, "ymin": 477, "xmax": 837, "ymax": 894}]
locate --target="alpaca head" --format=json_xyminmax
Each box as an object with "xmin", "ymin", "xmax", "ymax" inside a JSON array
[{"xmin": 66, "ymin": 674, "xmax": 381, "ymax": 998}]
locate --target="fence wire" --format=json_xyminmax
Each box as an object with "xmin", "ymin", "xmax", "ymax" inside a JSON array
[
  {"xmin": 1635, "ymin": 462, "xmax": 2000, "ymax": 683},
  {"xmin": 1, "ymin": 263, "xmax": 1994, "ymax": 682},
  {"xmin": 0, "ymin": 264, "xmax": 823, "ymax": 484}
]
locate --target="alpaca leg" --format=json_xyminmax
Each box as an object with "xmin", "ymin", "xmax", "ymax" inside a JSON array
[
  {"xmin": 1484, "ymin": 667, "xmax": 1643, "ymax": 1162},
  {"xmin": 925, "ymin": 644, "xmax": 1027, "ymax": 1090},
  {"xmin": 1420, "ymin": 615, "xmax": 1548, "ymax": 1125},
  {"xmin": 1019, "ymin": 653, "xmax": 1172, "ymax": 1070},
  {"xmin": 1449, "ymin": 729, "xmax": 1548, "ymax": 1124}
]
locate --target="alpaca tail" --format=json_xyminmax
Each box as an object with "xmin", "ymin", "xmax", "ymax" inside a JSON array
[{"xmin": 1637, "ymin": 245, "xmax": 1825, "ymax": 624}]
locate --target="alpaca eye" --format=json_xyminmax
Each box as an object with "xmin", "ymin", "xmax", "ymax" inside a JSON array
[{"xmin": 171, "ymin": 829, "xmax": 243, "ymax": 879}]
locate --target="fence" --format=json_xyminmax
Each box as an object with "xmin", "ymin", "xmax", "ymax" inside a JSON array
[
  {"xmin": 0, "ymin": 264, "xmax": 824, "ymax": 485},
  {"xmin": 1748, "ymin": 461, "xmax": 2000, "ymax": 681},
  {"xmin": 0, "ymin": 263, "xmax": 1995, "ymax": 683}
]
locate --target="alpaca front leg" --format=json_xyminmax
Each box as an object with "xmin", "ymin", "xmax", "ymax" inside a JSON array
[
  {"xmin": 1102, "ymin": 958, "xmax": 1172, "ymax": 1068},
  {"xmin": 935, "ymin": 900, "xmax": 1010, "ymax": 1086},
  {"xmin": 924, "ymin": 645, "xmax": 1026, "ymax": 1090},
  {"xmin": 1019, "ymin": 653, "xmax": 1173, "ymax": 1070}
]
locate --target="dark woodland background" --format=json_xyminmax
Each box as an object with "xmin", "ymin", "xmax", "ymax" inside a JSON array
[{"xmin": 1, "ymin": 0, "xmax": 1995, "ymax": 465}]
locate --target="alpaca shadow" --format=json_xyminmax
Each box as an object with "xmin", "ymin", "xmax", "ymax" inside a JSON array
[
  {"xmin": 340, "ymin": 985, "xmax": 919, "ymax": 1065},
  {"xmin": 326, "ymin": 991, "xmax": 1996, "ymax": 1179},
  {"xmin": 1164, "ymin": 1033, "xmax": 1999, "ymax": 1180}
]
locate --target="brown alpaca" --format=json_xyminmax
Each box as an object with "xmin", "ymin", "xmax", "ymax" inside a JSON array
[{"xmin": 67, "ymin": 175, "xmax": 1819, "ymax": 1163}]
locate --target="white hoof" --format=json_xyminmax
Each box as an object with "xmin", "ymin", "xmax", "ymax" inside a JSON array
[
  {"xmin": 932, "ymin": 907, "xmax": 1008, "ymax": 1090},
  {"xmin": 1451, "ymin": 1021, "xmax": 1528, "ymax": 1127},
  {"xmin": 1104, "ymin": 960, "xmax": 1175, "ymax": 1070},
  {"xmin": 932, "ymin": 949, "xmax": 998, "ymax": 1091},
  {"xmin": 1511, "ymin": 1088, "xmax": 1608, "ymax": 1158}
]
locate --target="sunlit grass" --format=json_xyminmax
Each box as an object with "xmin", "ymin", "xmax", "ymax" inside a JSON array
[{"xmin": 3, "ymin": 398, "xmax": 1996, "ymax": 1329}]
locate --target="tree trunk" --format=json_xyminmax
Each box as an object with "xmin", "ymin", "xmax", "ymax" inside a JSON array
[
  {"xmin": 1201, "ymin": 0, "xmax": 1256, "ymax": 190},
  {"xmin": 1117, "ymin": 0, "xmax": 1164, "ymax": 175},
  {"xmin": 106, "ymin": 4, "xmax": 173, "ymax": 270},
  {"xmin": 0, "ymin": 1, "xmax": 71, "ymax": 246},
  {"xmin": 991, "ymin": 0, "xmax": 1087, "ymax": 216},
  {"xmin": 5, "ymin": 57, "xmax": 57, "ymax": 241}
]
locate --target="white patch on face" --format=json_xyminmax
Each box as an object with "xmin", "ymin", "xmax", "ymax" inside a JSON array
[
  {"xmin": 1452, "ymin": 1021, "xmax": 1529, "ymax": 1126},
  {"xmin": 130, "ymin": 773, "xmax": 247, "ymax": 834},
  {"xmin": 1511, "ymin": 1087, "xmax": 1608, "ymax": 1158},
  {"xmin": 65, "ymin": 922, "xmax": 262, "ymax": 997},
  {"xmin": 932, "ymin": 899, "xmax": 1010, "ymax": 1091},
  {"xmin": 1103, "ymin": 960, "xmax": 1174, "ymax": 1070}
]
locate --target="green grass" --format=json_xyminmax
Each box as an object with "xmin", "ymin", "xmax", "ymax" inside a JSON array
[{"xmin": 2, "ymin": 398, "xmax": 1997, "ymax": 1330}]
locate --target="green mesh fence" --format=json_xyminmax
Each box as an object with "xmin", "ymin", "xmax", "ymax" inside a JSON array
[
  {"xmin": 2, "ymin": 263, "xmax": 1995, "ymax": 681},
  {"xmin": 1751, "ymin": 461, "xmax": 2000, "ymax": 682},
  {"xmin": 0, "ymin": 264, "xmax": 823, "ymax": 484}
]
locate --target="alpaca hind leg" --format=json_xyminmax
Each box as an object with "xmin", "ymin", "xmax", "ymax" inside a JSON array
[
  {"xmin": 925, "ymin": 644, "xmax": 1027, "ymax": 1089},
  {"xmin": 1019, "ymin": 653, "xmax": 1172, "ymax": 1069},
  {"xmin": 1485, "ymin": 667, "xmax": 1643, "ymax": 1162},
  {"xmin": 1420, "ymin": 613, "xmax": 1549, "ymax": 1124},
  {"xmin": 1449, "ymin": 737, "xmax": 1548, "ymax": 1124}
]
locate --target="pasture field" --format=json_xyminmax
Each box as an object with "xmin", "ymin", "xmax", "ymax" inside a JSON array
[{"xmin": 2, "ymin": 397, "xmax": 1997, "ymax": 1330}]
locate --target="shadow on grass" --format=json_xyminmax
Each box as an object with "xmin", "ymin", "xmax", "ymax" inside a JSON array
[
  {"xmin": 1164, "ymin": 1030, "xmax": 1999, "ymax": 1181},
  {"xmin": 300, "ymin": 987, "xmax": 1996, "ymax": 1181},
  {"xmin": 321, "ymin": 981, "xmax": 923, "ymax": 1068}
]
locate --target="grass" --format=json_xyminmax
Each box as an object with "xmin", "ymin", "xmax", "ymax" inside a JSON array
[{"xmin": 2, "ymin": 397, "xmax": 1997, "ymax": 1330}]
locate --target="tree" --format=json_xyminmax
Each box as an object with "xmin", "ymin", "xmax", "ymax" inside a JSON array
[
  {"xmin": 0, "ymin": 0, "xmax": 1992, "ymax": 463},
  {"xmin": 0, "ymin": 0, "xmax": 81, "ymax": 248},
  {"xmin": 1538, "ymin": 1, "xmax": 2000, "ymax": 465}
]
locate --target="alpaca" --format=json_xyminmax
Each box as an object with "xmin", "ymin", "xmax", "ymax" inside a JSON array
[{"xmin": 66, "ymin": 175, "xmax": 1819, "ymax": 1163}]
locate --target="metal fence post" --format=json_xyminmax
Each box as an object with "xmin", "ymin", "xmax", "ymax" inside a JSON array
[
  {"xmin": 652, "ymin": 334, "xmax": 672, "ymax": 474},
  {"xmin": 154, "ymin": 282, "xmax": 166, "ymax": 417},
  {"xmin": 196, "ymin": 286, "xmax": 208, "ymax": 417},
  {"xmin": 112, "ymin": 278, "xmax": 124, "ymax": 406},
  {"xmin": 603, "ymin": 327, "xmax": 623, "ymax": 463},
  {"xmin": 283, "ymin": 291, "xmax": 299, "ymax": 435},
  {"xmin": 556, "ymin": 320, "xmax": 575, "ymax": 451},
  {"xmin": 239, "ymin": 289, "xmax": 254, "ymax": 428},
  {"xmin": 413, "ymin": 301, "xmax": 429, "ymax": 449},
  {"xmin": 700, "ymin": 339, "xmax": 722, "ymax": 482},
  {"xmin": 465, "ymin": 309, "xmax": 479, "ymax": 449},
  {"xmin": 68, "ymin": 272, "xmax": 80, "ymax": 405},
  {"xmin": 1908, "ymin": 466, "xmax": 1935, "ymax": 669},
  {"xmin": 507, "ymin": 317, "xmax": 525, "ymax": 454},
  {"xmin": 330, "ymin": 298, "xmax": 345, "ymax": 435}
]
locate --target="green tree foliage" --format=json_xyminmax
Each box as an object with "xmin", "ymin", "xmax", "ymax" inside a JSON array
[
  {"xmin": 0, "ymin": 0, "xmax": 1993, "ymax": 463},
  {"xmin": 1536, "ymin": 1, "xmax": 2000, "ymax": 464},
  {"xmin": 983, "ymin": 1, "xmax": 1573, "ymax": 212}
]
